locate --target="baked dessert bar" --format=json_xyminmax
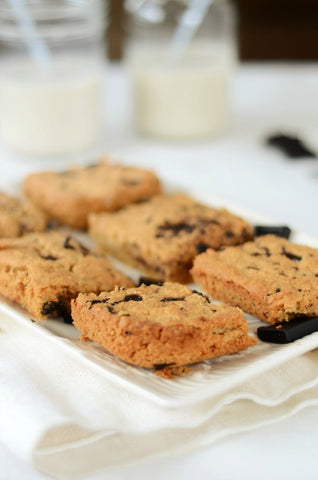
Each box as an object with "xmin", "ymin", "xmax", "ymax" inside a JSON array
[
  {"xmin": 89, "ymin": 193, "xmax": 254, "ymax": 283},
  {"xmin": 71, "ymin": 282, "xmax": 256, "ymax": 378},
  {"xmin": 23, "ymin": 159, "xmax": 162, "ymax": 229},
  {"xmin": 0, "ymin": 192, "xmax": 48, "ymax": 237},
  {"xmin": 191, "ymin": 234, "xmax": 318, "ymax": 324},
  {"xmin": 0, "ymin": 231, "xmax": 133, "ymax": 320}
]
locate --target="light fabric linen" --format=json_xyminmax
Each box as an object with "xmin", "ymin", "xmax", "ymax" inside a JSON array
[{"xmin": 1, "ymin": 311, "xmax": 318, "ymax": 480}]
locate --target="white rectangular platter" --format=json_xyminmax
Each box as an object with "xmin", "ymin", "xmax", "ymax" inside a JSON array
[{"xmin": 1, "ymin": 191, "xmax": 318, "ymax": 408}]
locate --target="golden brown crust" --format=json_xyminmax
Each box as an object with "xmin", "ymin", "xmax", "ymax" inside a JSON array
[
  {"xmin": 23, "ymin": 158, "xmax": 162, "ymax": 229},
  {"xmin": 89, "ymin": 193, "xmax": 254, "ymax": 283},
  {"xmin": 0, "ymin": 231, "xmax": 134, "ymax": 320},
  {"xmin": 191, "ymin": 234, "xmax": 318, "ymax": 324},
  {"xmin": 71, "ymin": 282, "xmax": 256, "ymax": 376}
]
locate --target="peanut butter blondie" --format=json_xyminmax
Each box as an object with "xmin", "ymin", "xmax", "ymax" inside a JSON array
[
  {"xmin": 89, "ymin": 193, "xmax": 254, "ymax": 283},
  {"xmin": 71, "ymin": 282, "xmax": 256, "ymax": 378},
  {"xmin": 23, "ymin": 159, "xmax": 161, "ymax": 229},
  {"xmin": 0, "ymin": 231, "xmax": 133, "ymax": 320},
  {"xmin": 191, "ymin": 234, "xmax": 318, "ymax": 324}
]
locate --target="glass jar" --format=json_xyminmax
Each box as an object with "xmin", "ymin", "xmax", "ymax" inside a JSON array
[
  {"xmin": 0, "ymin": 0, "xmax": 107, "ymax": 158},
  {"xmin": 124, "ymin": 0, "xmax": 237, "ymax": 140}
]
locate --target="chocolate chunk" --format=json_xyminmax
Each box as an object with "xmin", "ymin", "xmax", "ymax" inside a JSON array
[
  {"xmin": 137, "ymin": 277, "xmax": 163, "ymax": 287},
  {"xmin": 63, "ymin": 236, "xmax": 89, "ymax": 255},
  {"xmin": 160, "ymin": 297, "xmax": 185, "ymax": 302},
  {"xmin": 266, "ymin": 133, "xmax": 316, "ymax": 159},
  {"xmin": 196, "ymin": 243, "xmax": 208, "ymax": 254},
  {"xmin": 254, "ymin": 225, "xmax": 291, "ymax": 239},
  {"xmin": 63, "ymin": 236, "xmax": 77, "ymax": 250},
  {"xmin": 281, "ymin": 247, "xmax": 302, "ymax": 262},
  {"xmin": 191, "ymin": 289, "xmax": 211, "ymax": 303},
  {"xmin": 153, "ymin": 362, "xmax": 175, "ymax": 371},
  {"xmin": 89, "ymin": 298, "xmax": 109, "ymax": 307},
  {"xmin": 257, "ymin": 316, "xmax": 318, "ymax": 343},
  {"xmin": 41, "ymin": 300, "xmax": 67, "ymax": 318},
  {"xmin": 122, "ymin": 294, "xmax": 143, "ymax": 302},
  {"xmin": 40, "ymin": 254, "xmax": 58, "ymax": 261},
  {"xmin": 156, "ymin": 221, "xmax": 195, "ymax": 238}
]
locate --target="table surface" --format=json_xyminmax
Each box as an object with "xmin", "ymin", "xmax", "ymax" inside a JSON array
[{"xmin": 1, "ymin": 62, "xmax": 318, "ymax": 480}]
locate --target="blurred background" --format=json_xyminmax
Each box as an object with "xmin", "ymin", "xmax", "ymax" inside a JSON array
[{"xmin": 107, "ymin": 0, "xmax": 318, "ymax": 61}]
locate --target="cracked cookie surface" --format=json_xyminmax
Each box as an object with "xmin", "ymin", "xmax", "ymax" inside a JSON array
[
  {"xmin": 71, "ymin": 282, "xmax": 256, "ymax": 378},
  {"xmin": 191, "ymin": 234, "xmax": 318, "ymax": 324},
  {"xmin": 89, "ymin": 193, "xmax": 254, "ymax": 283},
  {"xmin": 23, "ymin": 159, "xmax": 161, "ymax": 229},
  {"xmin": 0, "ymin": 231, "xmax": 133, "ymax": 320}
]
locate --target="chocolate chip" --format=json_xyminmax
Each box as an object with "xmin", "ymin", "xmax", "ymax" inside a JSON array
[
  {"xmin": 137, "ymin": 277, "xmax": 163, "ymax": 286},
  {"xmin": 40, "ymin": 254, "xmax": 57, "ymax": 261},
  {"xmin": 63, "ymin": 236, "xmax": 76, "ymax": 250},
  {"xmin": 225, "ymin": 230, "xmax": 234, "ymax": 238},
  {"xmin": 122, "ymin": 294, "xmax": 143, "ymax": 302},
  {"xmin": 160, "ymin": 297, "xmax": 185, "ymax": 302},
  {"xmin": 266, "ymin": 133, "xmax": 316, "ymax": 159},
  {"xmin": 254, "ymin": 225, "xmax": 291, "ymax": 239},
  {"xmin": 109, "ymin": 294, "xmax": 143, "ymax": 308},
  {"xmin": 156, "ymin": 221, "xmax": 195, "ymax": 238},
  {"xmin": 63, "ymin": 236, "xmax": 89, "ymax": 255},
  {"xmin": 89, "ymin": 298, "xmax": 109, "ymax": 307},
  {"xmin": 267, "ymin": 288, "xmax": 282, "ymax": 296},
  {"xmin": 124, "ymin": 330, "xmax": 132, "ymax": 335},
  {"xmin": 41, "ymin": 300, "xmax": 68, "ymax": 318},
  {"xmin": 196, "ymin": 243, "xmax": 208, "ymax": 254},
  {"xmin": 191, "ymin": 289, "xmax": 211, "ymax": 303},
  {"xmin": 252, "ymin": 247, "xmax": 271, "ymax": 257},
  {"xmin": 153, "ymin": 363, "xmax": 174, "ymax": 371},
  {"xmin": 281, "ymin": 247, "xmax": 302, "ymax": 262}
]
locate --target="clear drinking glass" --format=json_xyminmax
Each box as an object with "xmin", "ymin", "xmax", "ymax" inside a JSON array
[
  {"xmin": 124, "ymin": 0, "xmax": 237, "ymax": 140},
  {"xmin": 0, "ymin": 0, "xmax": 107, "ymax": 157}
]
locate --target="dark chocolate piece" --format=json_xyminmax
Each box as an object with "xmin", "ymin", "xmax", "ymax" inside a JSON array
[
  {"xmin": 41, "ymin": 299, "xmax": 69, "ymax": 319},
  {"xmin": 266, "ymin": 134, "xmax": 316, "ymax": 159},
  {"xmin": 254, "ymin": 225, "xmax": 291, "ymax": 239},
  {"xmin": 257, "ymin": 316, "xmax": 318, "ymax": 344},
  {"xmin": 160, "ymin": 296, "xmax": 185, "ymax": 302},
  {"xmin": 153, "ymin": 363, "xmax": 175, "ymax": 371},
  {"xmin": 191, "ymin": 289, "xmax": 211, "ymax": 303},
  {"xmin": 122, "ymin": 294, "xmax": 143, "ymax": 302},
  {"xmin": 156, "ymin": 221, "xmax": 195, "ymax": 238},
  {"xmin": 88, "ymin": 298, "xmax": 109, "ymax": 307},
  {"xmin": 137, "ymin": 277, "xmax": 163, "ymax": 287},
  {"xmin": 63, "ymin": 236, "xmax": 89, "ymax": 255},
  {"xmin": 196, "ymin": 243, "xmax": 208, "ymax": 254},
  {"xmin": 281, "ymin": 247, "xmax": 302, "ymax": 262}
]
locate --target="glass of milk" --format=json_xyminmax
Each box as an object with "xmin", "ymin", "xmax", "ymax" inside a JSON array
[
  {"xmin": 124, "ymin": 0, "xmax": 237, "ymax": 140},
  {"xmin": 0, "ymin": 0, "xmax": 106, "ymax": 158}
]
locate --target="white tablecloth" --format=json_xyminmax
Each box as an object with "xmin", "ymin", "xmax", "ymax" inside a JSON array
[{"xmin": 1, "ymin": 62, "xmax": 318, "ymax": 480}]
